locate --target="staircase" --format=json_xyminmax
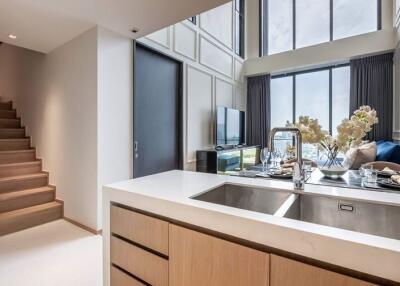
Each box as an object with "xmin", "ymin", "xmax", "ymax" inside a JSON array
[{"xmin": 0, "ymin": 101, "xmax": 62, "ymax": 236}]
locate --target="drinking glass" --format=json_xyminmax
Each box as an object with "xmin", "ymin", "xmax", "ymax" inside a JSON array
[
  {"xmin": 365, "ymin": 169, "xmax": 378, "ymax": 183},
  {"xmin": 303, "ymin": 161, "xmax": 312, "ymax": 174},
  {"xmin": 259, "ymin": 148, "xmax": 270, "ymax": 173}
]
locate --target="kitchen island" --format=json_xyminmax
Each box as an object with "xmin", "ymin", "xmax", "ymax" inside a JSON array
[{"xmin": 102, "ymin": 170, "xmax": 400, "ymax": 286}]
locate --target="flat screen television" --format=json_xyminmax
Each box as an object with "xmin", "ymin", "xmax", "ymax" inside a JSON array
[{"xmin": 216, "ymin": 106, "xmax": 245, "ymax": 146}]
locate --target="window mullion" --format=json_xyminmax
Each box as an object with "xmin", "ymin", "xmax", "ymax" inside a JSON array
[
  {"xmin": 293, "ymin": 0, "xmax": 296, "ymax": 50},
  {"xmin": 330, "ymin": 0, "xmax": 333, "ymax": 41},
  {"xmin": 329, "ymin": 68, "xmax": 333, "ymax": 135}
]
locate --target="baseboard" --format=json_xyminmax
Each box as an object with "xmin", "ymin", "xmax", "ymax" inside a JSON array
[{"xmin": 63, "ymin": 216, "xmax": 102, "ymax": 235}]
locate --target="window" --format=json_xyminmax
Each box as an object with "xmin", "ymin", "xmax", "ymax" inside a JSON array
[
  {"xmin": 270, "ymin": 65, "xmax": 350, "ymax": 159},
  {"xmin": 296, "ymin": 0, "xmax": 330, "ymax": 48},
  {"xmin": 333, "ymin": 0, "xmax": 379, "ymax": 40},
  {"xmin": 267, "ymin": 0, "xmax": 293, "ymax": 55},
  {"xmin": 234, "ymin": 0, "xmax": 245, "ymax": 58},
  {"xmin": 260, "ymin": 0, "xmax": 381, "ymax": 56}
]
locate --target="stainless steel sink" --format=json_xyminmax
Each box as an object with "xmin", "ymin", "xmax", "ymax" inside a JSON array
[
  {"xmin": 191, "ymin": 183, "xmax": 400, "ymax": 240},
  {"xmin": 280, "ymin": 194, "xmax": 400, "ymax": 240},
  {"xmin": 192, "ymin": 183, "xmax": 292, "ymax": 215}
]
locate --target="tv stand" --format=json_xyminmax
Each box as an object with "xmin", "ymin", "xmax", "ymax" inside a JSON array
[{"xmin": 196, "ymin": 145, "xmax": 260, "ymax": 174}]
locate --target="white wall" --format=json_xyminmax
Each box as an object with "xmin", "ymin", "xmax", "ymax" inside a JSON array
[
  {"xmin": 245, "ymin": 0, "xmax": 395, "ymax": 76},
  {"xmin": 140, "ymin": 2, "xmax": 245, "ymax": 170},
  {"xmin": 0, "ymin": 43, "xmax": 43, "ymax": 103},
  {"xmin": 0, "ymin": 28, "xmax": 100, "ymax": 231},
  {"xmin": 97, "ymin": 27, "xmax": 133, "ymax": 228}
]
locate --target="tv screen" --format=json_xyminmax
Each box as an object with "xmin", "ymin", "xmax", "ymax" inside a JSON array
[{"xmin": 216, "ymin": 107, "xmax": 245, "ymax": 146}]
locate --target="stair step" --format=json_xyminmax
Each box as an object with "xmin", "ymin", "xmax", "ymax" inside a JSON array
[
  {"xmin": 0, "ymin": 110, "xmax": 17, "ymax": 119},
  {"xmin": 0, "ymin": 149, "xmax": 36, "ymax": 164},
  {"xmin": 0, "ymin": 128, "xmax": 25, "ymax": 139},
  {"xmin": 0, "ymin": 161, "xmax": 42, "ymax": 178},
  {"xmin": 0, "ymin": 186, "xmax": 55, "ymax": 213},
  {"xmin": 0, "ymin": 118, "xmax": 20, "ymax": 128},
  {"xmin": 0, "ymin": 138, "xmax": 30, "ymax": 151},
  {"xmin": 0, "ymin": 173, "xmax": 48, "ymax": 193},
  {"xmin": 0, "ymin": 102, "xmax": 12, "ymax": 111},
  {"xmin": 0, "ymin": 201, "xmax": 62, "ymax": 236}
]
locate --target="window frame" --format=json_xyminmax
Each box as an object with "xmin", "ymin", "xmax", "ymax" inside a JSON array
[
  {"xmin": 235, "ymin": 0, "xmax": 245, "ymax": 58},
  {"xmin": 260, "ymin": 0, "xmax": 382, "ymax": 56},
  {"xmin": 270, "ymin": 63, "xmax": 350, "ymax": 135}
]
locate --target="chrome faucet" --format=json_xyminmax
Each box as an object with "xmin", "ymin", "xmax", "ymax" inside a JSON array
[{"xmin": 269, "ymin": 127, "xmax": 305, "ymax": 190}]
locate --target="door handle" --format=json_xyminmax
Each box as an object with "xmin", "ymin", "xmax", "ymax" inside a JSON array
[{"xmin": 134, "ymin": 141, "xmax": 138, "ymax": 152}]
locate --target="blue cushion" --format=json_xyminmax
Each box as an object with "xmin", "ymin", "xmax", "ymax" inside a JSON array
[
  {"xmin": 389, "ymin": 144, "xmax": 400, "ymax": 164},
  {"xmin": 376, "ymin": 141, "xmax": 400, "ymax": 163}
]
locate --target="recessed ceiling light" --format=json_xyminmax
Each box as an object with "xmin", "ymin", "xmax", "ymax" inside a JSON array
[{"xmin": 8, "ymin": 34, "xmax": 17, "ymax": 39}]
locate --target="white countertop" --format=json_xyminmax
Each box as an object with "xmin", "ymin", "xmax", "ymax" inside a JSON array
[{"xmin": 102, "ymin": 170, "xmax": 400, "ymax": 284}]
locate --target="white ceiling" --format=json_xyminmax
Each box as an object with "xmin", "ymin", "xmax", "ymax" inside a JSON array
[{"xmin": 0, "ymin": 0, "xmax": 230, "ymax": 53}]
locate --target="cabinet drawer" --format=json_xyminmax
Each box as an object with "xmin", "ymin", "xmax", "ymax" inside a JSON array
[
  {"xmin": 271, "ymin": 255, "xmax": 376, "ymax": 286},
  {"xmin": 111, "ymin": 266, "xmax": 146, "ymax": 286},
  {"xmin": 169, "ymin": 224, "xmax": 270, "ymax": 286},
  {"xmin": 111, "ymin": 205, "xmax": 169, "ymax": 255},
  {"xmin": 111, "ymin": 236, "xmax": 168, "ymax": 286}
]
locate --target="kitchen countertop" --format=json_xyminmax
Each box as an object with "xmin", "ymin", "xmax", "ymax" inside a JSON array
[{"xmin": 102, "ymin": 170, "xmax": 400, "ymax": 285}]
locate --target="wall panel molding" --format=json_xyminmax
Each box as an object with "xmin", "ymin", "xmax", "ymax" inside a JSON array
[
  {"xmin": 145, "ymin": 28, "xmax": 170, "ymax": 49},
  {"xmin": 185, "ymin": 65, "xmax": 214, "ymax": 163},
  {"xmin": 173, "ymin": 23, "xmax": 197, "ymax": 61},
  {"xmin": 215, "ymin": 77, "xmax": 234, "ymax": 108},
  {"xmin": 199, "ymin": 2, "xmax": 233, "ymax": 50},
  {"xmin": 199, "ymin": 35, "xmax": 233, "ymax": 78}
]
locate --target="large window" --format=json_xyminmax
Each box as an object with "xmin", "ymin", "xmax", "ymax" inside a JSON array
[
  {"xmin": 270, "ymin": 65, "xmax": 350, "ymax": 158},
  {"xmin": 235, "ymin": 0, "xmax": 245, "ymax": 58},
  {"xmin": 260, "ymin": 0, "xmax": 381, "ymax": 56}
]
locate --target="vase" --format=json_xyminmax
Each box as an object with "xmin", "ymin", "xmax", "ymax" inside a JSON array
[{"xmin": 318, "ymin": 147, "xmax": 349, "ymax": 179}]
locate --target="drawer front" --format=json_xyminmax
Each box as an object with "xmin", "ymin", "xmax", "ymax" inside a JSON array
[
  {"xmin": 111, "ymin": 205, "xmax": 169, "ymax": 255},
  {"xmin": 111, "ymin": 236, "xmax": 168, "ymax": 286},
  {"xmin": 169, "ymin": 224, "xmax": 270, "ymax": 286},
  {"xmin": 111, "ymin": 266, "xmax": 146, "ymax": 286},
  {"xmin": 271, "ymin": 255, "xmax": 376, "ymax": 286}
]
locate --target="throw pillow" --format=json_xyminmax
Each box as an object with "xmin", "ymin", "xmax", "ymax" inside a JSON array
[
  {"xmin": 376, "ymin": 140, "xmax": 397, "ymax": 162},
  {"xmin": 345, "ymin": 141, "xmax": 377, "ymax": 170}
]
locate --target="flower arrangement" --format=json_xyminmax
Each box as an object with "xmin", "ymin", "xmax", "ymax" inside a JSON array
[{"xmin": 287, "ymin": 106, "xmax": 378, "ymax": 168}]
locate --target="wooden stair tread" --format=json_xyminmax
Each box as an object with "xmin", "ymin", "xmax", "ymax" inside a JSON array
[
  {"xmin": 0, "ymin": 186, "xmax": 54, "ymax": 202},
  {"xmin": 0, "ymin": 138, "xmax": 29, "ymax": 141},
  {"xmin": 0, "ymin": 173, "xmax": 47, "ymax": 183},
  {"xmin": 0, "ymin": 149, "xmax": 35, "ymax": 154},
  {"xmin": 0, "ymin": 201, "xmax": 60, "ymax": 219},
  {"xmin": 0, "ymin": 160, "xmax": 41, "ymax": 168}
]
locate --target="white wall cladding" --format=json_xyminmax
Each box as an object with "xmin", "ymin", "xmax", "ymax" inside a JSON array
[
  {"xmin": 234, "ymin": 59, "xmax": 244, "ymax": 83},
  {"xmin": 200, "ymin": 2, "xmax": 233, "ymax": 49},
  {"xmin": 199, "ymin": 36, "xmax": 233, "ymax": 77},
  {"xmin": 145, "ymin": 28, "xmax": 170, "ymax": 49},
  {"xmin": 173, "ymin": 23, "xmax": 197, "ymax": 60},
  {"xmin": 216, "ymin": 78, "xmax": 234, "ymax": 108},
  {"xmin": 140, "ymin": 4, "xmax": 245, "ymax": 170},
  {"xmin": 186, "ymin": 66, "xmax": 214, "ymax": 163}
]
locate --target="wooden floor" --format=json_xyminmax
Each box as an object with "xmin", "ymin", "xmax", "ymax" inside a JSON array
[{"xmin": 0, "ymin": 100, "xmax": 62, "ymax": 236}]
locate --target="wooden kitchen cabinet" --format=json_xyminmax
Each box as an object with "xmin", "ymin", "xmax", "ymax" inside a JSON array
[
  {"xmin": 169, "ymin": 224, "xmax": 270, "ymax": 286},
  {"xmin": 270, "ymin": 255, "xmax": 377, "ymax": 286}
]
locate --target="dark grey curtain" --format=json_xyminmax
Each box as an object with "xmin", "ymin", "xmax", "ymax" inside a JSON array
[
  {"xmin": 350, "ymin": 52, "xmax": 393, "ymax": 141},
  {"xmin": 246, "ymin": 74, "xmax": 271, "ymax": 148}
]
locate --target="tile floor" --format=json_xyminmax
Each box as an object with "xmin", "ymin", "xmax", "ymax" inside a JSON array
[{"xmin": 0, "ymin": 219, "xmax": 102, "ymax": 286}]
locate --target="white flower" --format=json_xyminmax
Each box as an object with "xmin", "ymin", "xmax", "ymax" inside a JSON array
[{"xmin": 290, "ymin": 106, "xmax": 378, "ymax": 153}]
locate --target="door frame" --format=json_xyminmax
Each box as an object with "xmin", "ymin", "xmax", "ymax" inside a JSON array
[{"xmin": 132, "ymin": 41, "xmax": 184, "ymax": 178}]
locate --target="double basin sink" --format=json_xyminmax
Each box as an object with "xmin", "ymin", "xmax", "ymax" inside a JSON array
[{"xmin": 192, "ymin": 183, "xmax": 400, "ymax": 240}]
